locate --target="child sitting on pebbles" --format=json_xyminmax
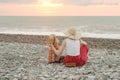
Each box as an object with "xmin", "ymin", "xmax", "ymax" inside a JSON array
[{"xmin": 46, "ymin": 34, "xmax": 60, "ymax": 63}]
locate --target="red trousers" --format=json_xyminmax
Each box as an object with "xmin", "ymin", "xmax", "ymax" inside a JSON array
[{"xmin": 63, "ymin": 44, "xmax": 89, "ymax": 66}]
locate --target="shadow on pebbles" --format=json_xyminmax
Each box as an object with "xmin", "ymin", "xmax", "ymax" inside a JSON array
[{"xmin": 0, "ymin": 42, "xmax": 120, "ymax": 80}]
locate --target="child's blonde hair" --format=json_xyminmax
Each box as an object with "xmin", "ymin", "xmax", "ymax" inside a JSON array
[{"xmin": 46, "ymin": 34, "xmax": 58, "ymax": 45}]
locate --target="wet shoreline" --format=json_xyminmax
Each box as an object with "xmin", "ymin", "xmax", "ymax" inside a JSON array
[{"xmin": 0, "ymin": 33, "xmax": 120, "ymax": 49}]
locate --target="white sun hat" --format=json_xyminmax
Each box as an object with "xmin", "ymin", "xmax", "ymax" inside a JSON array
[{"xmin": 64, "ymin": 27, "xmax": 81, "ymax": 40}]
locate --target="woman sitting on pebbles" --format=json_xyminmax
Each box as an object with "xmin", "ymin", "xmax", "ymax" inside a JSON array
[{"xmin": 50, "ymin": 28, "xmax": 89, "ymax": 67}]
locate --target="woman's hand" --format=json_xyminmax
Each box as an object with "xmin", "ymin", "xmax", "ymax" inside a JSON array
[
  {"xmin": 80, "ymin": 39, "xmax": 87, "ymax": 45},
  {"xmin": 82, "ymin": 41, "xmax": 87, "ymax": 45}
]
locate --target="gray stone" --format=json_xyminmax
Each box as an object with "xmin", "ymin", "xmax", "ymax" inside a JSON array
[
  {"xmin": 54, "ymin": 75, "xmax": 59, "ymax": 79},
  {"xmin": 13, "ymin": 78, "xmax": 19, "ymax": 80},
  {"xmin": 0, "ymin": 42, "xmax": 120, "ymax": 80},
  {"xmin": 87, "ymin": 76, "xmax": 95, "ymax": 80}
]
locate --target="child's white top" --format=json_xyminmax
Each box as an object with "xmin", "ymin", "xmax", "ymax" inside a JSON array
[{"xmin": 66, "ymin": 38, "xmax": 80, "ymax": 56}]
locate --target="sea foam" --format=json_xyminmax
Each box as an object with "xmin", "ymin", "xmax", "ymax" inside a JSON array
[{"xmin": 0, "ymin": 31, "xmax": 120, "ymax": 39}]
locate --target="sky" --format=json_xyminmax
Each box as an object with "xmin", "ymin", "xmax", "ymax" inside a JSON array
[{"xmin": 0, "ymin": 0, "xmax": 120, "ymax": 16}]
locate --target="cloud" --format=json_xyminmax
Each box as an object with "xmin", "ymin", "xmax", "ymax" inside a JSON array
[
  {"xmin": 0, "ymin": 0, "xmax": 120, "ymax": 5},
  {"xmin": 104, "ymin": 0, "xmax": 120, "ymax": 5},
  {"xmin": 54, "ymin": 0, "xmax": 89, "ymax": 5},
  {"xmin": 55, "ymin": 0, "xmax": 120, "ymax": 5},
  {"xmin": 0, "ymin": 0, "xmax": 37, "ymax": 3}
]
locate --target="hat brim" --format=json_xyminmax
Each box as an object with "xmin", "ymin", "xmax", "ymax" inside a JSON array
[{"xmin": 63, "ymin": 31, "xmax": 81, "ymax": 40}]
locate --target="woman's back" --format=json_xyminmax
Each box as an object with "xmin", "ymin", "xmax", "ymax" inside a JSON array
[{"xmin": 66, "ymin": 38, "xmax": 80, "ymax": 56}]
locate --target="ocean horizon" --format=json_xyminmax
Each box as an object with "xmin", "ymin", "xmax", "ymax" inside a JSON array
[{"xmin": 0, "ymin": 16, "xmax": 120, "ymax": 39}]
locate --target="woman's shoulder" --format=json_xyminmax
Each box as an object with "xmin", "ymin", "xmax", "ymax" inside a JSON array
[{"xmin": 63, "ymin": 39, "xmax": 67, "ymax": 43}]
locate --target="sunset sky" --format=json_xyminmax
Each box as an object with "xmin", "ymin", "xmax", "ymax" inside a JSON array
[{"xmin": 0, "ymin": 0, "xmax": 120, "ymax": 16}]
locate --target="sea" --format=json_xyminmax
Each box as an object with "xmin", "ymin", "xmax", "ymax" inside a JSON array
[{"xmin": 0, "ymin": 16, "xmax": 120, "ymax": 39}]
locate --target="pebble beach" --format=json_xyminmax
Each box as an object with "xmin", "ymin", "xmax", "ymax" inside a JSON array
[{"xmin": 0, "ymin": 34, "xmax": 120, "ymax": 80}]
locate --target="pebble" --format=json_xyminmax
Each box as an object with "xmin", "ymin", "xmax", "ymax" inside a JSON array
[
  {"xmin": 13, "ymin": 78, "xmax": 19, "ymax": 80},
  {"xmin": 0, "ymin": 42, "xmax": 120, "ymax": 80}
]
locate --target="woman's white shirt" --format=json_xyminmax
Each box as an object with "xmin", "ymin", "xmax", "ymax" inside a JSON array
[{"xmin": 66, "ymin": 39, "xmax": 80, "ymax": 56}]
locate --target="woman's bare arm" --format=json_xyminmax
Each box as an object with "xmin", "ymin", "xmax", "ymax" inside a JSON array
[{"xmin": 51, "ymin": 39, "xmax": 66, "ymax": 56}]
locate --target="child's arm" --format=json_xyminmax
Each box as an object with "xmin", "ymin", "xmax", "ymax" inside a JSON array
[{"xmin": 51, "ymin": 39, "xmax": 66, "ymax": 56}]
